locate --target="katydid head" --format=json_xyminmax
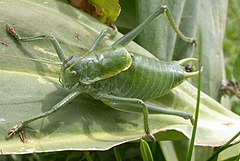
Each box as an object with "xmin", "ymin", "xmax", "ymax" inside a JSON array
[
  {"xmin": 59, "ymin": 46, "xmax": 133, "ymax": 88},
  {"xmin": 59, "ymin": 66, "xmax": 79, "ymax": 89},
  {"xmin": 59, "ymin": 55, "xmax": 82, "ymax": 88}
]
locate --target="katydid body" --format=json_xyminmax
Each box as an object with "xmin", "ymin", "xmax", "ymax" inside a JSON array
[
  {"xmin": 94, "ymin": 52, "xmax": 193, "ymax": 100},
  {"xmin": 6, "ymin": 5, "xmax": 201, "ymax": 141}
]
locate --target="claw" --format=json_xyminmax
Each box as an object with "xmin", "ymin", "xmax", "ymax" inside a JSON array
[
  {"xmin": 187, "ymin": 116, "xmax": 195, "ymax": 125},
  {"xmin": 18, "ymin": 130, "xmax": 28, "ymax": 143},
  {"xmin": 191, "ymin": 38, "xmax": 197, "ymax": 47},
  {"xmin": 5, "ymin": 124, "xmax": 24, "ymax": 140},
  {"xmin": 183, "ymin": 114, "xmax": 195, "ymax": 125},
  {"xmin": 147, "ymin": 133, "xmax": 157, "ymax": 142}
]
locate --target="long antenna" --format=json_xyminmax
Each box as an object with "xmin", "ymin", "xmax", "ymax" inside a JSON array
[{"xmin": 0, "ymin": 54, "xmax": 62, "ymax": 65}]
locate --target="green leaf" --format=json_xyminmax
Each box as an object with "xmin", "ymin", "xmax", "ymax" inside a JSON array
[
  {"xmin": 160, "ymin": 140, "xmax": 214, "ymax": 161},
  {"xmin": 140, "ymin": 139, "xmax": 153, "ymax": 161},
  {"xmin": 88, "ymin": 0, "xmax": 121, "ymax": 24},
  {"xmin": 69, "ymin": 0, "xmax": 121, "ymax": 25},
  {"xmin": 115, "ymin": 0, "xmax": 136, "ymax": 33},
  {"xmin": 113, "ymin": 147, "xmax": 123, "ymax": 161},
  {"xmin": 194, "ymin": 0, "xmax": 228, "ymax": 101},
  {"xmin": 216, "ymin": 143, "xmax": 240, "ymax": 161},
  {"xmin": 0, "ymin": 0, "xmax": 240, "ymax": 155}
]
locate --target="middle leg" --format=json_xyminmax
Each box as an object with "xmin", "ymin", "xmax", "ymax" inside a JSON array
[
  {"xmin": 88, "ymin": 27, "xmax": 117, "ymax": 52},
  {"xmin": 90, "ymin": 92, "xmax": 194, "ymax": 141},
  {"xmin": 90, "ymin": 92, "xmax": 157, "ymax": 141}
]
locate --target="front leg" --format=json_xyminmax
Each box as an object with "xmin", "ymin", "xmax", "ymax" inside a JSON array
[
  {"xmin": 6, "ymin": 24, "xmax": 67, "ymax": 62},
  {"xmin": 6, "ymin": 89, "xmax": 83, "ymax": 140}
]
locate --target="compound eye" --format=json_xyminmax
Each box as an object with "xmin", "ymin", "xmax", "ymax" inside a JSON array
[
  {"xmin": 185, "ymin": 64, "xmax": 194, "ymax": 72},
  {"xmin": 71, "ymin": 70, "xmax": 77, "ymax": 75}
]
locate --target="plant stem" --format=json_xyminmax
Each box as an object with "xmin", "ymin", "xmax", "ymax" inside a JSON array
[{"xmin": 186, "ymin": 30, "xmax": 203, "ymax": 161}]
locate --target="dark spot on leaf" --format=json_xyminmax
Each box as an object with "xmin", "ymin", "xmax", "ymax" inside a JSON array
[{"xmin": 0, "ymin": 41, "xmax": 8, "ymax": 47}]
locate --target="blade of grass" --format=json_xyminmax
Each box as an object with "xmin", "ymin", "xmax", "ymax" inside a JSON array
[
  {"xmin": 186, "ymin": 29, "xmax": 203, "ymax": 161},
  {"xmin": 84, "ymin": 152, "xmax": 93, "ymax": 161},
  {"xmin": 114, "ymin": 147, "xmax": 123, "ymax": 161},
  {"xmin": 207, "ymin": 131, "xmax": 240, "ymax": 161},
  {"xmin": 140, "ymin": 139, "xmax": 154, "ymax": 161}
]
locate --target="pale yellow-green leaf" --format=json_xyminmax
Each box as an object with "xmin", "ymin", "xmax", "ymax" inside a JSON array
[{"xmin": 0, "ymin": 0, "xmax": 239, "ymax": 155}]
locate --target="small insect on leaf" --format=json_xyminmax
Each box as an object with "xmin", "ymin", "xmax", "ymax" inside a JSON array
[
  {"xmin": 69, "ymin": 0, "xmax": 121, "ymax": 25},
  {"xmin": 0, "ymin": 40, "xmax": 8, "ymax": 47}
]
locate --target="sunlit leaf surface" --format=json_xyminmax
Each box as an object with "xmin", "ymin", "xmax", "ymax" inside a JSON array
[{"xmin": 0, "ymin": 0, "xmax": 239, "ymax": 154}]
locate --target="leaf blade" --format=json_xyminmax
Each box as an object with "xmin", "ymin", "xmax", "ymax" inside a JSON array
[{"xmin": 0, "ymin": 0, "xmax": 239, "ymax": 155}]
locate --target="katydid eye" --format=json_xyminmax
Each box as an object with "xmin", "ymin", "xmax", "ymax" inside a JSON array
[{"xmin": 71, "ymin": 70, "xmax": 77, "ymax": 75}]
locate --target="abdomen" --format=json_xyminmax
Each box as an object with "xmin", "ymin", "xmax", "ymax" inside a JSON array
[{"xmin": 95, "ymin": 53, "xmax": 185, "ymax": 100}]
